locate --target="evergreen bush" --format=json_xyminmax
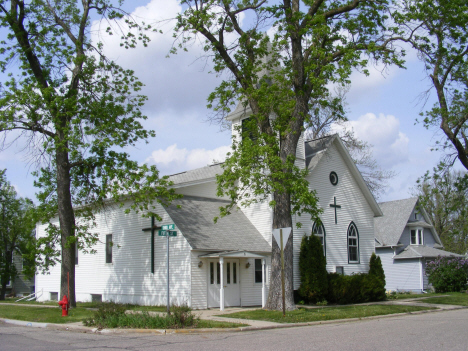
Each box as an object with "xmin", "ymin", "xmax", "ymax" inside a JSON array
[
  {"xmin": 426, "ymin": 256, "xmax": 468, "ymax": 292},
  {"xmin": 298, "ymin": 233, "xmax": 328, "ymax": 304},
  {"xmin": 326, "ymin": 254, "xmax": 386, "ymax": 304},
  {"xmin": 368, "ymin": 253, "xmax": 386, "ymax": 301}
]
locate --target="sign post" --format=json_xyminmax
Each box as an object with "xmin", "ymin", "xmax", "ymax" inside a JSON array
[
  {"xmin": 272, "ymin": 227, "xmax": 291, "ymax": 317},
  {"xmin": 158, "ymin": 225, "xmax": 177, "ymax": 314}
]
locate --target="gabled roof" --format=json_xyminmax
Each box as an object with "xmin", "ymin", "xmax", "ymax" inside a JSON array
[
  {"xmin": 165, "ymin": 196, "xmax": 271, "ymax": 252},
  {"xmin": 225, "ymin": 100, "xmax": 251, "ymax": 121},
  {"xmin": 168, "ymin": 163, "xmax": 223, "ymax": 186},
  {"xmin": 394, "ymin": 245, "xmax": 463, "ymax": 260},
  {"xmin": 304, "ymin": 134, "xmax": 383, "ymax": 217},
  {"xmin": 375, "ymin": 197, "xmax": 419, "ymax": 246}
]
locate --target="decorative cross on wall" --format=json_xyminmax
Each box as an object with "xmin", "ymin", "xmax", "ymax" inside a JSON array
[
  {"xmin": 329, "ymin": 197, "xmax": 341, "ymax": 224},
  {"xmin": 141, "ymin": 216, "xmax": 161, "ymax": 274}
]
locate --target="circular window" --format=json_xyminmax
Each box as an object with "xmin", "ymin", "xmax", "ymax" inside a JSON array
[{"xmin": 329, "ymin": 171, "xmax": 338, "ymax": 186}]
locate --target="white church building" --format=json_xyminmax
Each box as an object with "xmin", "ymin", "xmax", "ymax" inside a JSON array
[{"xmin": 36, "ymin": 105, "xmax": 383, "ymax": 310}]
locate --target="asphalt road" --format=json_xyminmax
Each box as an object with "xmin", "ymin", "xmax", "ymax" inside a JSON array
[{"xmin": 1, "ymin": 308, "xmax": 468, "ymax": 351}]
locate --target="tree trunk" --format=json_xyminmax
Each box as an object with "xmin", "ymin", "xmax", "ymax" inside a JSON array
[
  {"xmin": 265, "ymin": 191, "xmax": 296, "ymax": 310},
  {"xmin": 56, "ymin": 147, "xmax": 76, "ymax": 307},
  {"xmin": 0, "ymin": 283, "xmax": 6, "ymax": 300},
  {"xmin": 0, "ymin": 250, "xmax": 12, "ymax": 300}
]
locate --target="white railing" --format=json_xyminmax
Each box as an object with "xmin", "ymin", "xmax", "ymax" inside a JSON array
[{"xmin": 16, "ymin": 288, "xmax": 43, "ymax": 302}]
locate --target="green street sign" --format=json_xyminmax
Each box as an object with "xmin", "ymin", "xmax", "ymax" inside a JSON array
[
  {"xmin": 162, "ymin": 224, "xmax": 175, "ymax": 230},
  {"xmin": 158, "ymin": 230, "xmax": 177, "ymax": 237}
]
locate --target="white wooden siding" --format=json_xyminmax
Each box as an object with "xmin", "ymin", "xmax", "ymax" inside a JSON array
[
  {"xmin": 191, "ymin": 251, "xmax": 208, "ymax": 309},
  {"xmin": 36, "ymin": 202, "xmax": 192, "ymax": 306},
  {"xmin": 293, "ymin": 143, "xmax": 376, "ymax": 290},
  {"xmin": 175, "ymin": 181, "xmax": 227, "ymax": 200},
  {"xmin": 239, "ymin": 200, "xmax": 273, "ymax": 246},
  {"xmin": 240, "ymin": 257, "xmax": 270, "ymax": 306},
  {"xmin": 377, "ymin": 248, "xmax": 422, "ymax": 292}
]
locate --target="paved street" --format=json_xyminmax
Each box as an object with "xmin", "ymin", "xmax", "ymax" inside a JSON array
[{"xmin": 1, "ymin": 308, "xmax": 468, "ymax": 351}]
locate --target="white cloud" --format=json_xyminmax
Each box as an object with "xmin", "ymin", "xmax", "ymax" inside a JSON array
[
  {"xmin": 147, "ymin": 144, "xmax": 231, "ymax": 175},
  {"xmin": 332, "ymin": 113, "xmax": 409, "ymax": 168}
]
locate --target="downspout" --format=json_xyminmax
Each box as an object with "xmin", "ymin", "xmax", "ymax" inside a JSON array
[{"xmin": 419, "ymin": 258, "xmax": 424, "ymax": 292}]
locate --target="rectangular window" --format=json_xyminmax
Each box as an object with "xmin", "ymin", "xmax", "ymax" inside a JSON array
[
  {"xmin": 233, "ymin": 262, "xmax": 237, "ymax": 284},
  {"xmin": 50, "ymin": 292, "xmax": 58, "ymax": 301},
  {"xmin": 105, "ymin": 234, "xmax": 112, "ymax": 264},
  {"xmin": 210, "ymin": 262, "xmax": 214, "ymax": 284},
  {"xmin": 410, "ymin": 229, "xmax": 417, "ymax": 245},
  {"xmin": 227, "ymin": 262, "xmax": 231, "ymax": 284},
  {"xmin": 255, "ymin": 259, "xmax": 263, "ymax": 283},
  {"xmin": 335, "ymin": 266, "xmax": 344, "ymax": 275},
  {"xmin": 411, "ymin": 228, "xmax": 423, "ymax": 245},
  {"xmin": 216, "ymin": 262, "xmax": 220, "ymax": 285},
  {"xmin": 414, "ymin": 212, "xmax": 418, "ymax": 220}
]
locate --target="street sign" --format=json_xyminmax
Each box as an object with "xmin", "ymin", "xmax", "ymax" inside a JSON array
[
  {"xmin": 272, "ymin": 227, "xmax": 291, "ymax": 250},
  {"xmin": 157, "ymin": 226, "xmax": 177, "ymax": 314},
  {"xmin": 158, "ymin": 230, "xmax": 177, "ymax": 236}
]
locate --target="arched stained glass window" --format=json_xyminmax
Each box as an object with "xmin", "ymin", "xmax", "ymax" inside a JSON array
[{"xmin": 347, "ymin": 222, "xmax": 359, "ymax": 263}]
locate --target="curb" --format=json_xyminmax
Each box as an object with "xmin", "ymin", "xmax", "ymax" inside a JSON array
[{"xmin": 1, "ymin": 304, "xmax": 467, "ymax": 335}]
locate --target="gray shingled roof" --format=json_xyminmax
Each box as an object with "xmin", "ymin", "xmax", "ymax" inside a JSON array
[
  {"xmin": 165, "ymin": 196, "xmax": 271, "ymax": 252},
  {"xmin": 375, "ymin": 197, "xmax": 419, "ymax": 246},
  {"xmin": 168, "ymin": 163, "xmax": 223, "ymax": 185},
  {"xmin": 394, "ymin": 245, "xmax": 462, "ymax": 259}
]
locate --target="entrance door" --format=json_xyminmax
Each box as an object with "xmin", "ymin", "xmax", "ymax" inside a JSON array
[{"xmin": 207, "ymin": 259, "xmax": 240, "ymax": 308}]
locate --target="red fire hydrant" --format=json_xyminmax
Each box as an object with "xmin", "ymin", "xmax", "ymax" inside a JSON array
[{"xmin": 58, "ymin": 295, "xmax": 70, "ymax": 317}]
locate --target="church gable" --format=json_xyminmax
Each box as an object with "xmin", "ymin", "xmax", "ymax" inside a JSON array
[{"xmin": 292, "ymin": 137, "xmax": 379, "ymax": 290}]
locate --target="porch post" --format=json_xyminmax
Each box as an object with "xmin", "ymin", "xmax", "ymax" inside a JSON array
[
  {"xmin": 261, "ymin": 258, "xmax": 266, "ymax": 308},
  {"xmin": 219, "ymin": 257, "xmax": 224, "ymax": 311}
]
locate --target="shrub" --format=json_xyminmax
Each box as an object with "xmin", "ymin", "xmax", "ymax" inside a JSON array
[
  {"xmin": 298, "ymin": 233, "xmax": 328, "ymax": 304},
  {"xmin": 368, "ymin": 253, "xmax": 386, "ymax": 301},
  {"xmin": 369, "ymin": 253, "xmax": 386, "ymax": 286},
  {"xmin": 425, "ymin": 256, "xmax": 468, "ymax": 292},
  {"xmin": 83, "ymin": 302, "xmax": 199, "ymax": 329},
  {"xmin": 326, "ymin": 255, "xmax": 386, "ymax": 305}
]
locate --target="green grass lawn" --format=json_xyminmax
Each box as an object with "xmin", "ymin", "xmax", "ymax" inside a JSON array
[
  {"xmin": 0, "ymin": 304, "xmax": 93, "ymax": 324},
  {"xmin": 416, "ymin": 292, "xmax": 468, "ymax": 306},
  {"xmin": 0, "ymin": 299, "xmax": 167, "ymax": 311},
  {"xmin": 0, "ymin": 304, "xmax": 245, "ymax": 328},
  {"xmin": 219, "ymin": 305, "xmax": 435, "ymax": 323}
]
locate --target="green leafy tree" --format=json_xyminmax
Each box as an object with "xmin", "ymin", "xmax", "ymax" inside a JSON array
[
  {"xmin": 395, "ymin": 0, "xmax": 468, "ymax": 171},
  {"xmin": 174, "ymin": 0, "xmax": 403, "ymax": 310},
  {"xmin": 0, "ymin": 170, "xmax": 35, "ymax": 300},
  {"xmin": 0, "ymin": 1, "xmax": 178, "ymax": 307},
  {"xmin": 298, "ymin": 233, "xmax": 328, "ymax": 304},
  {"xmin": 414, "ymin": 170, "xmax": 468, "ymax": 254}
]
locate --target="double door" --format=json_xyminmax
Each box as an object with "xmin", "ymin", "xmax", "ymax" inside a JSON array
[{"xmin": 207, "ymin": 259, "xmax": 240, "ymax": 308}]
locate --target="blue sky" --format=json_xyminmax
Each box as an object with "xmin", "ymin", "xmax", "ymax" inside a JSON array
[{"xmin": 0, "ymin": 0, "xmax": 463, "ymax": 203}]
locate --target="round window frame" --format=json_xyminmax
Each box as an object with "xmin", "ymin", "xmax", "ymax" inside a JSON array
[{"xmin": 329, "ymin": 171, "xmax": 338, "ymax": 186}]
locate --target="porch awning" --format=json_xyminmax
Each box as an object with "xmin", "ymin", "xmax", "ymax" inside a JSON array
[{"xmin": 198, "ymin": 250, "xmax": 268, "ymax": 259}]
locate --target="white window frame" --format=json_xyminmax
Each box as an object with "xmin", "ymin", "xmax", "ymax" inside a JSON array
[
  {"xmin": 347, "ymin": 222, "xmax": 359, "ymax": 264},
  {"xmin": 410, "ymin": 227, "xmax": 424, "ymax": 245}
]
